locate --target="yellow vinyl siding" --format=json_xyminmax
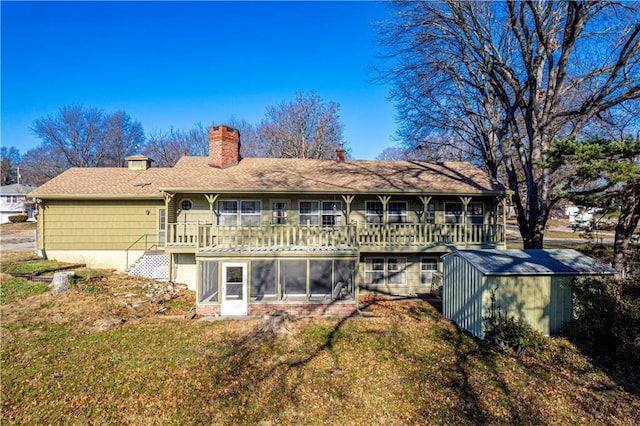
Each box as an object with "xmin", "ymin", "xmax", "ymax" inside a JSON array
[
  {"xmin": 168, "ymin": 194, "xmax": 494, "ymax": 227},
  {"xmin": 42, "ymin": 200, "xmax": 164, "ymax": 250}
]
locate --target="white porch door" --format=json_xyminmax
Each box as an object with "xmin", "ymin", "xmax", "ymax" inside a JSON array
[{"xmin": 220, "ymin": 263, "xmax": 248, "ymax": 316}]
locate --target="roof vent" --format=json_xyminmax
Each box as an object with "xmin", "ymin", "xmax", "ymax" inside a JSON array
[{"xmin": 125, "ymin": 155, "xmax": 153, "ymax": 170}]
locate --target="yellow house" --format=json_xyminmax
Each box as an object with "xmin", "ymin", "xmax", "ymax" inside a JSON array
[{"xmin": 30, "ymin": 125, "xmax": 508, "ymax": 316}]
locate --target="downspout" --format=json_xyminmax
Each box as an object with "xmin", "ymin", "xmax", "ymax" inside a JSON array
[{"xmin": 35, "ymin": 199, "xmax": 45, "ymax": 258}]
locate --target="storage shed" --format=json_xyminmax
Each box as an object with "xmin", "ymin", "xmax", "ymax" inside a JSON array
[{"xmin": 442, "ymin": 249, "xmax": 615, "ymax": 338}]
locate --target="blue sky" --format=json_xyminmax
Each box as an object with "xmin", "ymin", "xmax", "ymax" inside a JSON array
[{"xmin": 1, "ymin": 1, "xmax": 399, "ymax": 160}]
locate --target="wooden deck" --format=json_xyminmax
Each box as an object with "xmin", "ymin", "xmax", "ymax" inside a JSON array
[{"xmin": 165, "ymin": 223, "xmax": 505, "ymax": 252}]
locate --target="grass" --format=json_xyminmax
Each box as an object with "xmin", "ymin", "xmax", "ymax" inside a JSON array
[
  {"xmin": 0, "ymin": 275, "xmax": 49, "ymax": 304},
  {"xmin": 0, "ymin": 259, "xmax": 70, "ymax": 275},
  {"xmin": 2, "ymin": 257, "xmax": 640, "ymax": 424}
]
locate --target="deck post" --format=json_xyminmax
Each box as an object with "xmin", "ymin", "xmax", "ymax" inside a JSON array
[
  {"xmin": 459, "ymin": 196, "xmax": 472, "ymax": 247},
  {"xmin": 419, "ymin": 196, "xmax": 433, "ymax": 244}
]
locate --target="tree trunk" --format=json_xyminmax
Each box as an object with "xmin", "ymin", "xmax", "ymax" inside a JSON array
[{"xmin": 612, "ymin": 183, "xmax": 640, "ymax": 279}]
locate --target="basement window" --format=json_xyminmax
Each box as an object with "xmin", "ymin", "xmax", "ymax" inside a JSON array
[
  {"xmin": 421, "ymin": 257, "xmax": 438, "ymax": 285},
  {"xmin": 365, "ymin": 257, "xmax": 406, "ymax": 285}
]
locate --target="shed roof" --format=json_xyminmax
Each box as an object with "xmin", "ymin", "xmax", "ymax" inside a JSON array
[
  {"xmin": 445, "ymin": 249, "xmax": 615, "ymax": 276},
  {"xmin": 29, "ymin": 157, "xmax": 505, "ymax": 199}
]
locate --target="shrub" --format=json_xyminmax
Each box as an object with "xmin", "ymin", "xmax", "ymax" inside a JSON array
[
  {"xmin": 484, "ymin": 288, "xmax": 546, "ymax": 356},
  {"xmin": 8, "ymin": 214, "xmax": 28, "ymax": 223},
  {"xmin": 566, "ymin": 275, "xmax": 640, "ymax": 363}
]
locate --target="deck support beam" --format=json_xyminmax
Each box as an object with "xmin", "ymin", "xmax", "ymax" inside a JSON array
[
  {"xmin": 341, "ymin": 195, "xmax": 355, "ymax": 223},
  {"xmin": 377, "ymin": 195, "xmax": 391, "ymax": 224},
  {"xmin": 419, "ymin": 196, "xmax": 433, "ymax": 224},
  {"xmin": 459, "ymin": 196, "xmax": 472, "ymax": 247},
  {"xmin": 204, "ymin": 194, "xmax": 219, "ymax": 225}
]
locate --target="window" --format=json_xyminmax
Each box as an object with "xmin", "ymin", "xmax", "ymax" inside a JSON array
[
  {"xmin": 387, "ymin": 257, "xmax": 406, "ymax": 284},
  {"xmin": 217, "ymin": 200, "xmax": 262, "ymax": 226},
  {"xmin": 218, "ymin": 200, "xmax": 238, "ymax": 226},
  {"xmin": 241, "ymin": 201, "xmax": 261, "ymax": 226},
  {"xmin": 388, "ymin": 202, "xmax": 408, "ymax": 223},
  {"xmin": 272, "ymin": 202, "xmax": 287, "ymax": 225},
  {"xmin": 180, "ymin": 199, "xmax": 192, "ymax": 211},
  {"xmin": 299, "ymin": 201, "xmax": 342, "ymax": 225},
  {"xmin": 365, "ymin": 257, "xmax": 407, "ymax": 285},
  {"xmin": 251, "ymin": 260, "xmax": 277, "ymax": 300},
  {"xmin": 322, "ymin": 201, "xmax": 342, "ymax": 225},
  {"xmin": 281, "ymin": 260, "xmax": 307, "ymax": 296},
  {"xmin": 199, "ymin": 261, "xmax": 218, "ymax": 303},
  {"xmin": 468, "ymin": 203, "xmax": 484, "ymax": 225},
  {"xmin": 158, "ymin": 208, "xmax": 166, "ymax": 246},
  {"xmin": 421, "ymin": 257, "xmax": 438, "ymax": 285},
  {"xmin": 366, "ymin": 201, "xmax": 384, "ymax": 223},
  {"xmin": 365, "ymin": 258, "xmax": 385, "ymax": 285},
  {"xmin": 444, "ymin": 203, "xmax": 463, "ymax": 224},
  {"xmin": 299, "ymin": 201, "xmax": 319, "ymax": 225},
  {"xmin": 444, "ymin": 202, "xmax": 484, "ymax": 224},
  {"xmin": 366, "ymin": 201, "xmax": 407, "ymax": 223},
  {"xmin": 425, "ymin": 203, "xmax": 435, "ymax": 224},
  {"xmin": 309, "ymin": 260, "xmax": 333, "ymax": 296}
]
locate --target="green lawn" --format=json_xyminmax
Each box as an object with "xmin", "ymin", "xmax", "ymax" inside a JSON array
[{"xmin": 2, "ymin": 260, "xmax": 639, "ymax": 425}]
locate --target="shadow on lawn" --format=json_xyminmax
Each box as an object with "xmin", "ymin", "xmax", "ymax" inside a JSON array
[{"xmin": 188, "ymin": 296, "xmax": 638, "ymax": 424}]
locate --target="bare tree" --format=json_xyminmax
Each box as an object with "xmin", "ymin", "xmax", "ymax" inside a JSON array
[
  {"xmin": 18, "ymin": 145, "xmax": 68, "ymax": 186},
  {"xmin": 226, "ymin": 118, "xmax": 266, "ymax": 158},
  {"xmin": 31, "ymin": 105, "xmax": 106, "ymax": 167},
  {"xmin": 257, "ymin": 91, "xmax": 345, "ymax": 159},
  {"xmin": 141, "ymin": 123, "xmax": 211, "ymax": 167},
  {"xmin": 103, "ymin": 111, "xmax": 145, "ymax": 167},
  {"xmin": 1, "ymin": 147, "xmax": 22, "ymax": 185},
  {"xmin": 379, "ymin": 1, "xmax": 640, "ymax": 248}
]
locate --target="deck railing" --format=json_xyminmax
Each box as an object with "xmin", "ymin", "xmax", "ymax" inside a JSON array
[{"xmin": 167, "ymin": 222, "xmax": 504, "ymax": 250}]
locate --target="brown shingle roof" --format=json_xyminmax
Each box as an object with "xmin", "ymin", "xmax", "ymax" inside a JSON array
[{"xmin": 30, "ymin": 157, "xmax": 505, "ymax": 198}]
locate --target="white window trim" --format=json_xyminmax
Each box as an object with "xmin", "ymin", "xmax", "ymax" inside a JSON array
[
  {"xmin": 240, "ymin": 200, "xmax": 262, "ymax": 227},
  {"xmin": 299, "ymin": 200, "xmax": 343, "ymax": 226},
  {"xmin": 364, "ymin": 257, "xmax": 407, "ymax": 285},
  {"xmin": 271, "ymin": 201, "xmax": 287, "ymax": 225},
  {"xmin": 365, "ymin": 201, "xmax": 384, "ymax": 223},
  {"xmin": 425, "ymin": 203, "xmax": 436, "ymax": 224},
  {"xmin": 420, "ymin": 257, "xmax": 438, "ymax": 285},
  {"xmin": 444, "ymin": 202, "xmax": 484, "ymax": 224},
  {"xmin": 387, "ymin": 201, "xmax": 408, "ymax": 224},
  {"xmin": 218, "ymin": 200, "xmax": 262, "ymax": 226}
]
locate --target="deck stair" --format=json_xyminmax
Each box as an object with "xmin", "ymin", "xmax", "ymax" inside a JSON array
[{"xmin": 128, "ymin": 250, "xmax": 169, "ymax": 280}]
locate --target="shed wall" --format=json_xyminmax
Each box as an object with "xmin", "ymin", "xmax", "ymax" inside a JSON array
[
  {"xmin": 488, "ymin": 275, "xmax": 551, "ymax": 335},
  {"xmin": 487, "ymin": 274, "xmax": 574, "ymax": 336},
  {"xmin": 443, "ymin": 253, "xmax": 485, "ymax": 338}
]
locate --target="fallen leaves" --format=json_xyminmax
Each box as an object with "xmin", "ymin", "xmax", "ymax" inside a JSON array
[{"xmin": 1, "ymin": 281, "xmax": 640, "ymax": 424}]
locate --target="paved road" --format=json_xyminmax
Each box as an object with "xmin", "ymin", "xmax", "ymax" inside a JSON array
[
  {"xmin": 505, "ymin": 225, "xmax": 615, "ymax": 246},
  {"xmin": 0, "ymin": 231, "xmax": 37, "ymax": 253}
]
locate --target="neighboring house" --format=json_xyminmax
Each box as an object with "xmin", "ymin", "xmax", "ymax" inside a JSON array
[
  {"xmin": 565, "ymin": 204, "xmax": 596, "ymax": 226},
  {"xmin": 0, "ymin": 183, "xmax": 37, "ymax": 224},
  {"xmin": 30, "ymin": 125, "xmax": 508, "ymax": 316},
  {"xmin": 442, "ymin": 249, "xmax": 615, "ymax": 337}
]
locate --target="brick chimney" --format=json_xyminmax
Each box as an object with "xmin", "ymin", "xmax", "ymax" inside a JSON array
[
  {"xmin": 208, "ymin": 125, "xmax": 241, "ymax": 168},
  {"xmin": 335, "ymin": 142, "xmax": 346, "ymax": 163}
]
